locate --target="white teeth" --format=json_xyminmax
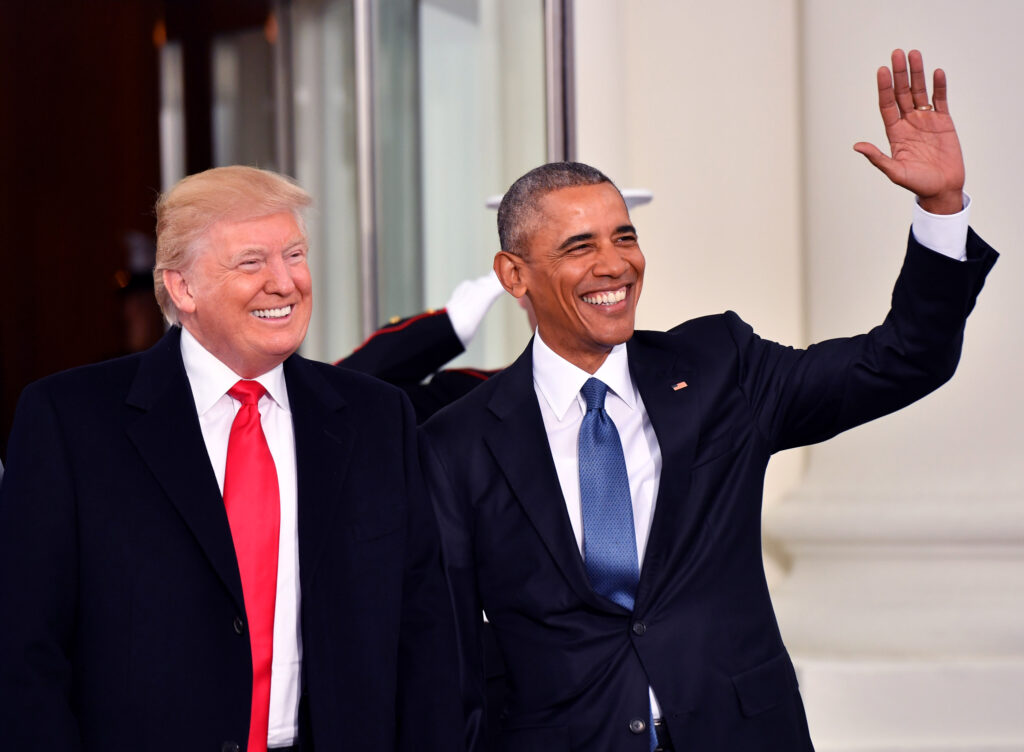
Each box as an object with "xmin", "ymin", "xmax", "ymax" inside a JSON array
[
  {"xmin": 252, "ymin": 305, "xmax": 293, "ymax": 319},
  {"xmin": 581, "ymin": 289, "xmax": 627, "ymax": 306}
]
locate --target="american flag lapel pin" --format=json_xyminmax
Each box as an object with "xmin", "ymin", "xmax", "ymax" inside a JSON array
[{"xmin": 672, "ymin": 381, "xmax": 688, "ymax": 391}]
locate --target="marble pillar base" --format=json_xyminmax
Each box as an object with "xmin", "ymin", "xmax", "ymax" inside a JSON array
[
  {"xmin": 765, "ymin": 494, "xmax": 1024, "ymax": 655},
  {"xmin": 794, "ymin": 657, "xmax": 1024, "ymax": 752},
  {"xmin": 765, "ymin": 492, "xmax": 1024, "ymax": 750}
]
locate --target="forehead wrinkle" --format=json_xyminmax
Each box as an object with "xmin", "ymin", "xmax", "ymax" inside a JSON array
[
  {"xmin": 517, "ymin": 184, "xmax": 618, "ymax": 258},
  {"xmin": 208, "ymin": 217, "xmax": 307, "ymax": 258},
  {"xmin": 229, "ymin": 235, "xmax": 303, "ymax": 260}
]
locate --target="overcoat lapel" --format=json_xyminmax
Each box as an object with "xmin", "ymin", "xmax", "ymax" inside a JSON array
[
  {"xmin": 285, "ymin": 355, "xmax": 353, "ymax": 584},
  {"xmin": 627, "ymin": 335, "xmax": 700, "ymax": 611},
  {"xmin": 125, "ymin": 328, "xmax": 245, "ymax": 611},
  {"xmin": 482, "ymin": 344, "xmax": 610, "ymax": 611}
]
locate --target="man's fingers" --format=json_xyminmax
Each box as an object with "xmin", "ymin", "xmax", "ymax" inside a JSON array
[
  {"xmin": 853, "ymin": 142, "xmax": 899, "ymax": 182},
  {"xmin": 908, "ymin": 49, "xmax": 930, "ymax": 109},
  {"xmin": 891, "ymin": 48, "xmax": 914, "ymax": 114},
  {"xmin": 876, "ymin": 67, "xmax": 901, "ymax": 127},
  {"xmin": 933, "ymin": 68, "xmax": 950, "ymax": 114},
  {"xmin": 853, "ymin": 142, "xmax": 883, "ymax": 160}
]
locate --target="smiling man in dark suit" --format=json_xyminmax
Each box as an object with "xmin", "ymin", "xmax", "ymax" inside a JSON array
[
  {"xmin": 421, "ymin": 50, "xmax": 997, "ymax": 751},
  {"xmin": 0, "ymin": 166, "xmax": 460, "ymax": 752}
]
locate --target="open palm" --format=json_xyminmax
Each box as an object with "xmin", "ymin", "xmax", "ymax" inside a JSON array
[{"xmin": 854, "ymin": 49, "xmax": 965, "ymax": 215}]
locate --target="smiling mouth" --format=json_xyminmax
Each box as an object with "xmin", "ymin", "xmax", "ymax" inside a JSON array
[
  {"xmin": 252, "ymin": 305, "xmax": 293, "ymax": 319},
  {"xmin": 581, "ymin": 287, "xmax": 628, "ymax": 306}
]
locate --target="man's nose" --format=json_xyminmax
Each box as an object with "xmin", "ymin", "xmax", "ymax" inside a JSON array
[
  {"xmin": 593, "ymin": 242, "xmax": 630, "ymax": 277},
  {"xmin": 264, "ymin": 256, "xmax": 297, "ymax": 294}
]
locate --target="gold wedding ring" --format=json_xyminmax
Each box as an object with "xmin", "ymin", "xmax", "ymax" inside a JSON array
[{"xmin": 915, "ymin": 104, "xmax": 934, "ymax": 111}]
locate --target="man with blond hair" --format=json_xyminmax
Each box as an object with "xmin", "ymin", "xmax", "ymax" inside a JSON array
[{"xmin": 0, "ymin": 166, "xmax": 461, "ymax": 752}]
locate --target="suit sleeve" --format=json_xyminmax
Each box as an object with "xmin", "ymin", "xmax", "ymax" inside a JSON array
[
  {"xmin": 338, "ymin": 311, "xmax": 484, "ymax": 423},
  {"xmin": 394, "ymin": 394, "xmax": 464, "ymax": 752},
  {"xmin": 0, "ymin": 382, "xmax": 83, "ymax": 750},
  {"xmin": 419, "ymin": 432, "xmax": 488, "ymax": 752},
  {"xmin": 338, "ymin": 310, "xmax": 465, "ymax": 385},
  {"xmin": 725, "ymin": 228, "xmax": 997, "ymax": 452}
]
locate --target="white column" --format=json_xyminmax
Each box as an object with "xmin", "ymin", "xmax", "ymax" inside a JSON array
[{"xmin": 765, "ymin": 2, "xmax": 1024, "ymax": 749}]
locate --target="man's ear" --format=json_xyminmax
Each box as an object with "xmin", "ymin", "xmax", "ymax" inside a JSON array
[
  {"xmin": 163, "ymin": 269, "xmax": 197, "ymax": 315},
  {"xmin": 493, "ymin": 251, "xmax": 527, "ymax": 298}
]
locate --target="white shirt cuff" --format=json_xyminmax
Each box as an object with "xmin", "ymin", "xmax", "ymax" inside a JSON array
[{"xmin": 911, "ymin": 192, "xmax": 971, "ymax": 261}]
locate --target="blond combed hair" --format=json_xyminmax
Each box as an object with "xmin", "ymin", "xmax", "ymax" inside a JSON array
[{"xmin": 153, "ymin": 165, "xmax": 313, "ymax": 325}]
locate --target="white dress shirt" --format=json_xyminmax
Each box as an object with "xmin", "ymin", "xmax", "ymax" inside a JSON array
[
  {"xmin": 532, "ymin": 338, "xmax": 662, "ymax": 569},
  {"xmin": 530, "ymin": 197, "xmax": 971, "ymax": 719},
  {"xmin": 912, "ymin": 193, "xmax": 971, "ymax": 261},
  {"xmin": 180, "ymin": 328, "xmax": 302, "ymax": 747}
]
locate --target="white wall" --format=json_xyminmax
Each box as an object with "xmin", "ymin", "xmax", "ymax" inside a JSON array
[{"xmin": 798, "ymin": 0, "xmax": 1021, "ymax": 499}]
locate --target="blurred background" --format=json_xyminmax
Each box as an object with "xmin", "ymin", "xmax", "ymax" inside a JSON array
[{"xmin": 1, "ymin": 1, "xmax": 1021, "ymax": 749}]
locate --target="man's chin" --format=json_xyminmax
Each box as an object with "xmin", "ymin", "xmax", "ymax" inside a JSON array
[{"xmin": 589, "ymin": 323, "xmax": 636, "ymax": 349}]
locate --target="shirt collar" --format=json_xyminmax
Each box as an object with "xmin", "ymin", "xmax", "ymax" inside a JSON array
[
  {"xmin": 179, "ymin": 326, "xmax": 290, "ymax": 415},
  {"xmin": 532, "ymin": 330, "xmax": 637, "ymax": 421}
]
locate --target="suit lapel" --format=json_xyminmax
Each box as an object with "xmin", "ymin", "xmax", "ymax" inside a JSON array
[
  {"xmin": 627, "ymin": 335, "xmax": 700, "ymax": 611},
  {"xmin": 284, "ymin": 355, "xmax": 353, "ymax": 584},
  {"xmin": 482, "ymin": 345, "xmax": 609, "ymax": 611},
  {"xmin": 125, "ymin": 328, "xmax": 245, "ymax": 611}
]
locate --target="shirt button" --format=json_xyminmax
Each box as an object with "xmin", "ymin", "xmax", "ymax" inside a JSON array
[
  {"xmin": 629, "ymin": 718, "xmax": 647, "ymax": 734},
  {"xmin": 632, "ymin": 621, "xmax": 647, "ymax": 636},
  {"xmin": 233, "ymin": 616, "xmax": 245, "ymax": 635},
  {"xmin": 222, "ymin": 743, "xmax": 241, "ymax": 752}
]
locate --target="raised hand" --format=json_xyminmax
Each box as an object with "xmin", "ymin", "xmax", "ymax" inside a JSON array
[{"xmin": 854, "ymin": 49, "xmax": 965, "ymax": 214}]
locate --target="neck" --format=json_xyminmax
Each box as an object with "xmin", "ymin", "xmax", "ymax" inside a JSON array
[{"xmin": 536, "ymin": 330, "xmax": 613, "ymax": 374}]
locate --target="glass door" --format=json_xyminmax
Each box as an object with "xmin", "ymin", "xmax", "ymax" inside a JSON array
[
  {"xmin": 418, "ymin": 0, "xmax": 547, "ymax": 369},
  {"xmin": 159, "ymin": 0, "xmax": 551, "ymax": 368}
]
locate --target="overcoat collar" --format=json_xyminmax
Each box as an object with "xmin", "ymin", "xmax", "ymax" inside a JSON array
[
  {"xmin": 124, "ymin": 328, "xmax": 353, "ymax": 611},
  {"xmin": 283, "ymin": 354, "xmax": 353, "ymax": 586},
  {"xmin": 125, "ymin": 327, "xmax": 246, "ymax": 610}
]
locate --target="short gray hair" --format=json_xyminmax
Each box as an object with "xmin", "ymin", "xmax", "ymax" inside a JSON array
[{"xmin": 497, "ymin": 162, "xmax": 618, "ymax": 256}]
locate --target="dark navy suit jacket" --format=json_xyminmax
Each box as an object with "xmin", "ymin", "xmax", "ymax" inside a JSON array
[
  {"xmin": 421, "ymin": 231, "xmax": 997, "ymax": 752},
  {"xmin": 0, "ymin": 326, "xmax": 462, "ymax": 751}
]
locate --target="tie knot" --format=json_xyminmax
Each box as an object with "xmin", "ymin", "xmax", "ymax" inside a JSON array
[
  {"xmin": 228, "ymin": 379, "xmax": 267, "ymax": 406},
  {"xmin": 580, "ymin": 378, "xmax": 608, "ymax": 412}
]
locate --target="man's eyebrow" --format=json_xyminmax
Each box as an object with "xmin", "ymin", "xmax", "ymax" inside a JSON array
[
  {"xmin": 556, "ymin": 232, "xmax": 595, "ymax": 251},
  {"xmin": 555, "ymin": 224, "xmax": 638, "ymax": 251},
  {"xmin": 231, "ymin": 247, "xmax": 267, "ymax": 260}
]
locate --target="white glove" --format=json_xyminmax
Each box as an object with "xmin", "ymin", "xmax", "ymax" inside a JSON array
[{"xmin": 445, "ymin": 270, "xmax": 505, "ymax": 348}]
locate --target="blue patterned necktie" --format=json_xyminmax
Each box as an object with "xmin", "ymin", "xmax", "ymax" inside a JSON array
[
  {"xmin": 579, "ymin": 378, "xmax": 656, "ymax": 751},
  {"xmin": 578, "ymin": 378, "xmax": 639, "ymax": 611}
]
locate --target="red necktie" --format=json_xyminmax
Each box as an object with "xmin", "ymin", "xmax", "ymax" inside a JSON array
[{"xmin": 224, "ymin": 380, "xmax": 280, "ymax": 752}]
